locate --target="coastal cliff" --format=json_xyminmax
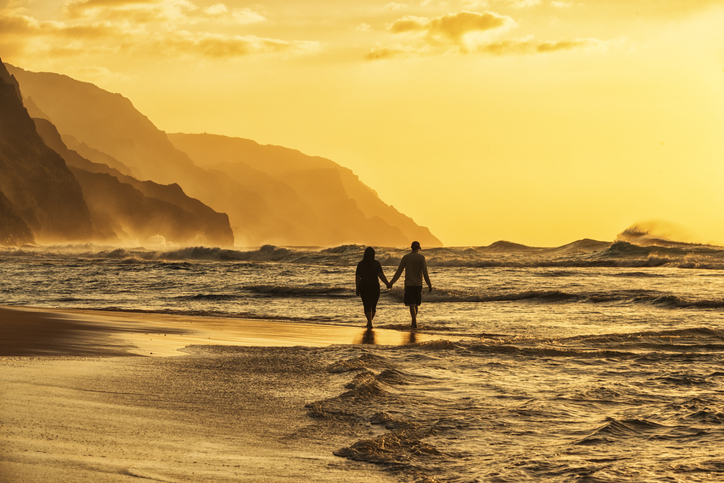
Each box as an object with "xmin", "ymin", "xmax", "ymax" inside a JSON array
[
  {"xmin": 0, "ymin": 59, "xmax": 95, "ymax": 244},
  {"xmin": 8, "ymin": 63, "xmax": 442, "ymax": 247},
  {"xmin": 0, "ymin": 58, "xmax": 234, "ymax": 247},
  {"xmin": 34, "ymin": 118, "xmax": 235, "ymax": 246}
]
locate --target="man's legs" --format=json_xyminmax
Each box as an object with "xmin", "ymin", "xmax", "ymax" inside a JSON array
[
  {"xmin": 404, "ymin": 286, "xmax": 422, "ymax": 328},
  {"xmin": 409, "ymin": 305, "xmax": 418, "ymax": 328}
]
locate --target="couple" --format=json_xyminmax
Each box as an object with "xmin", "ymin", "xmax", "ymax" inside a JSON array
[{"xmin": 355, "ymin": 241, "xmax": 433, "ymax": 329}]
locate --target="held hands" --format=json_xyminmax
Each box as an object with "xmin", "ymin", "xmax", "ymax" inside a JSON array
[{"xmin": 386, "ymin": 282, "xmax": 393, "ymax": 290}]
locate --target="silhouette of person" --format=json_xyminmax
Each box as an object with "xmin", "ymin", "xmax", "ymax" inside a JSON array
[
  {"xmin": 356, "ymin": 247, "xmax": 391, "ymax": 329},
  {"xmin": 389, "ymin": 241, "xmax": 432, "ymax": 328}
]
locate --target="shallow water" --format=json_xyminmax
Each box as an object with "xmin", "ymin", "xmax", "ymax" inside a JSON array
[
  {"xmin": 313, "ymin": 332, "xmax": 724, "ymax": 481},
  {"xmin": 3, "ymin": 242, "xmax": 724, "ymax": 481}
]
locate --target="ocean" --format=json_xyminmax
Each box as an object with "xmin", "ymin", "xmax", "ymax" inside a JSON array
[{"xmin": 3, "ymin": 239, "xmax": 724, "ymax": 481}]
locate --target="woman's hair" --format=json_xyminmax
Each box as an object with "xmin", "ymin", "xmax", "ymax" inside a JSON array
[{"xmin": 363, "ymin": 246, "xmax": 375, "ymax": 262}]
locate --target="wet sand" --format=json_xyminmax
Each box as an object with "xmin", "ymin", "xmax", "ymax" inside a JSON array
[
  {"xmin": 0, "ymin": 306, "xmax": 434, "ymax": 357},
  {"xmin": 0, "ymin": 306, "xmax": 421, "ymax": 482}
]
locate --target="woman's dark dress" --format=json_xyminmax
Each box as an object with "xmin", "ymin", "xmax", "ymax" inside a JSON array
[{"xmin": 356, "ymin": 260, "xmax": 382, "ymax": 312}]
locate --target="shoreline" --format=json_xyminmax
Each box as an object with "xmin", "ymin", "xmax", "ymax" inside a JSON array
[{"xmin": 0, "ymin": 305, "xmax": 438, "ymax": 357}]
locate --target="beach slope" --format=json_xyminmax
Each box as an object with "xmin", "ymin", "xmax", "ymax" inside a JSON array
[{"xmin": 0, "ymin": 306, "xmax": 405, "ymax": 482}]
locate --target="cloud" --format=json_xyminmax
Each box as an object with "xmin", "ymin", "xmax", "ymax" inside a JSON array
[
  {"xmin": 364, "ymin": 46, "xmax": 407, "ymax": 60},
  {"xmin": 389, "ymin": 11, "xmax": 515, "ymax": 44},
  {"xmin": 506, "ymin": 0, "xmax": 541, "ymax": 7},
  {"xmin": 364, "ymin": 37, "xmax": 603, "ymax": 60},
  {"xmin": 389, "ymin": 16, "xmax": 428, "ymax": 34},
  {"xmin": 204, "ymin": 3, "xmax": 227, "ymax": 15},
  {"xmin": 157, "ymin": 31, "xmax": 320, "ymax": 58},
  {"xmin": 386, "ymin": 2, "xmax": 408, "ymax": 10},
  {"xmin": 65, "ymin": 0, "xmax": 157, "ymax": 11},
  {"xmin": 212, "ymin": 6, "xmax": 266, "ymax": 25},
  {"xmin": 0, "ymin": 11, "xmax": 41, "ymax": 34},
  {"xmin": 366, "ymin": 9, "xmax": 616, "ymax": 60},
  {"xmin": 460, "ymin": 0, "xmax": 488, "ymax": 7},
  {"xmin": 63, "ymin": 0, "xmax": 193, "ymax": 21},
  {"xmin": 63, "ymin": 0, "xmax": 265, "ymax": 25},
  {"xmin": 0, "ymin": 0, "xmax": 314, "ymax": 62},
  {"xmin": 0, "ymin": 10, "xmax": 114, "ymax": 39},
  {"xmin": 427, "ymin": 11, "xmax": 513, "ymax": 42},
  {"xmin": 478, "ymin": 37, "xmax": 609, "ymax": 54},
  {"xmin": 364, "ymin": 43, "xmax": 423, "ymax": 60}
]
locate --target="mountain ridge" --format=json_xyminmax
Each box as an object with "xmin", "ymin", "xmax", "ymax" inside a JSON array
[
  {"xmin": 7, "ymin": 63, "xmax": 441, "ymax": 247},
  {"xmin": 33, "ymin": 117, "xmax": 235, "ymax": 246},
  {"xmin": 168, "ymin": 132, "xmax": 441, "ymax": 247}
]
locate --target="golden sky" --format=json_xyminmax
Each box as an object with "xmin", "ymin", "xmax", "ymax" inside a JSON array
[{"xmin": 2, "ymin": 0, "xmax": 724, "ymax": 246}]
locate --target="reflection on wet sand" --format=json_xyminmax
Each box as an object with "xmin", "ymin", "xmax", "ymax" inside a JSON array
[
  {"xmin": 361, "ymin": 328, "xmax": 375, "ymax": 345},
  {"xmin": 0, "ymin": 306, "xmax": 443, "ymax": 357},
  {"xmin": 356, "ymin": 328, "xmax": 422, "ymax": 346}
]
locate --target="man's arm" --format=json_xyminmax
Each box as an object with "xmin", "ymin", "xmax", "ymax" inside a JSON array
[
  {"xmin": 389, "ymin": 259, "xmax": 405, "ymax": 287},
  {"xmin": 422, "ymin": 259, "xmax": 432, "ymax": 292}
]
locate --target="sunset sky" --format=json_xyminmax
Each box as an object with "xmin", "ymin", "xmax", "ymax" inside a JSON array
[{"xmin": 2, "ymin": 0, "xmax": 724, "ymax": 246}]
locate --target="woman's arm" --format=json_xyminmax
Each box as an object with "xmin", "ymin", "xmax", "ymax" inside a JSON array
[{"xmin": 378, "ymin": 270, "xmax": 390, "ymax": 289}]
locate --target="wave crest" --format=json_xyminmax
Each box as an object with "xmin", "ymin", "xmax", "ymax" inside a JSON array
[{"xmin": 6, "ymin": 233, "xmax": 724, "ymax": 269}]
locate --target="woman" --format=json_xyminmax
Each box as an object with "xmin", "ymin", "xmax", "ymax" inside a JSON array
[{"xmin": 356, "ymin": 247, "xmax": 391, "ymax": 329}]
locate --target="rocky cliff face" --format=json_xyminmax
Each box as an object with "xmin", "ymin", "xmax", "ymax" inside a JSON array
[
  {"xmin": 0, "ymin": 59, "xmax": 96, "ymax": 244},
  {"xmin": 8, "ymin": 64, "xmax": 442, "ymax": 247},
  {"xmin": 0, "ymin": 190, "xmax": 34, "ymax": 245},
  {"xmin": 169, "ymin": 133, "xmax": 442, "ymax": 247},
  {"xmin": 33, "ymin": 118, "xmax": 235, "ymax": 247}
]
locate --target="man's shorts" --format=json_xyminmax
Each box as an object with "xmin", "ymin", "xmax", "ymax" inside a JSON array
[{"xmin": 404, "ymin": 286, "xmax": 423, "ymax": 306}]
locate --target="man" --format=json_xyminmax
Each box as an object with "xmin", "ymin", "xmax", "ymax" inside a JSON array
[{"xmin": 389, "ymin": 241, "xmax": 433, "ymax": 328}]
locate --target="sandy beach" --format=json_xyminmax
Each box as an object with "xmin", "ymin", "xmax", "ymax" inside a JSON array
[{"xmin": 0, "ymin": 306, "xmax": 424, "ymax": 482}]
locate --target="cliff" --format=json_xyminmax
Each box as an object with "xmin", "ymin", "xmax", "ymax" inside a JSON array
[
  {"xmin": 0, "ymin": 59, "xmax": 96, "ymax": 244},
  {"xmin": 8, "ymin": 64, "xmax": 442, "ymax": 247},
  {"xmin": 0, "ymin": 190, "xmax": 34, "ymax": 245},
  {"xmin": 168, "ymin": 133, "xmax": 442, "ymax": 247},
  {"xmin": 33, "ymin": 118, "xmax": 235, "ymax": 247}
]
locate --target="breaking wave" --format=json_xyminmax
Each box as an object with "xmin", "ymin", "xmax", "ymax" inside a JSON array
[
  {"xmin": 243, "ymin": 285, "xmax": 351, "ymax": 297},
  {"xmin": 5, "ymin": 233, "xmax": 724, "ymax": 269},
  {"xmin": 391, "ymin": 287, "xmax": 724, "ymax": 309}
]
